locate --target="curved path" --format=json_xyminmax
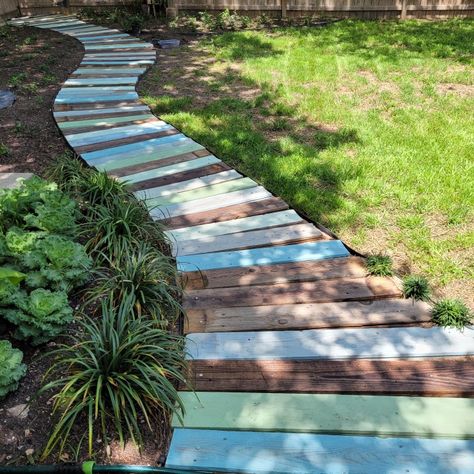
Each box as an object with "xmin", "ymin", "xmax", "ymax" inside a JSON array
[{"xmin": 9, "ymin": 15, "xmax": 474, "ymax": 473}]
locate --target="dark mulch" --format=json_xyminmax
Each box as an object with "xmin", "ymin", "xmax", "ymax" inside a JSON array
[{"xmin": 0, "ymin": 25, "xmax": 82, "ymax": 176}]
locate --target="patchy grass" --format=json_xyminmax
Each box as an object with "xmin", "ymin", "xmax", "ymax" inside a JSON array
[{"xmin": 139, "ymin": 19, "xmax": 474, "ymax": 306}]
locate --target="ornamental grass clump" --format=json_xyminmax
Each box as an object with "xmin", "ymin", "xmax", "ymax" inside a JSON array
[
  {"xmin": 86, "ymin": 241, "xmax": 181, "ymax": 325},
  {"xmin": 366, "ymin": 254, "xmax": 393, "ymax": 276},
  {"xmin": 432, "ymin": 299, "xmax": 472, "ymax": 329},
  {"xmin": 41, "ymin": 294, "xmax": 187, "ymax": 458},
  {"xmin": 403, "ymin": 275, "xmax": 431, "ymax": 301}
]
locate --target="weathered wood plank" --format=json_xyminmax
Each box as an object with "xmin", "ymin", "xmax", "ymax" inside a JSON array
[
  {"xmin": 162, "ymin": 197, "xmax": 290, "ymax": 229},
  {"xmin": 172, "ymin": 391, "xmax": 474, "ymax": 438},
  {"xmin": 54, "ymin": 105, "xmax": 148, "ymax": 118},
  {"xmin": 73, "ymin": 67, "xmax": 146, "ymax": 75},
  {"xmin": 151, "ymin": 187, "xmax": 272, "ymax": 220},
  {"xmin": 134, "ymin": 170, "xmax": 242, "ymax": 200},
  {"xmin": 182, "ymin": 255, "xmax": 366, "ymax": 290},
  {"xmin": 186, "ymin": 357, "xmax": 474, "ymax": 396},
  {"xmin": 176, "ymin": 222, "xmax": 323, "ymax": 256},
  {"xmin": 55, "ymin": 92, "xmax": 139, "ymax": 104},
  {"xmin": 58, "ymin": 114, "xmax": 156, "ymax": 131},
  {"xmin": 184, "ymin": 298, "xmax": 431, "ymax": 333},
  {"xmin": 168, "ymin": 209, "xmax": 303, "ymax": 242},
  {"xmin": 166, "ymin": 429, "xmax": 474, "ymax": 473},
  {"xmin": 63, "ymin": 77, "xmax": 139, "ymax": 86},
  {"xmin": 177, "ymin": 240, "xmax": 349, "ymax": 272},
  {"xmin": 183, "ymin": 276, "xmax": 401, "ymax": 309},
  {"xmin": 185, "ymin": 326, "xmax": 474, "ymax": 361},
  {"xmin": 81, "ymin": 60, "xmax": 155, "ymax": 66},
  {"xmin": 148, "ymin": 177, "xmax": 258, "ymax": 207}
]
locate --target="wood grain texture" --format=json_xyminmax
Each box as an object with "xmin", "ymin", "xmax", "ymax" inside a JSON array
[
  {"xmin": 162, "ymin": 197, "xmax": 290, "ymax": 229},
  {"xmin": 184, "ymin": 298, "xmax": 431, "ymax": 333},
  {"xmin": 181, "ymin": 255, "xmax": 367, "ymax": 290},
  {"xmin": 172, "ymin": 391, "xmax": 474, "ymax": 438},
  {"xmin": 185, "ymin": 357, "xmax": 474, "ymax": 396},
  {"xmin": 185, "ymin": 326, "xmax": 474, "ymax": 361},
  {"xmin": 175, "ymin": 222, "xmax": 323, "ymax": 256},
  {"xmin": 166, "ymin": 429, "xmax": 474, "ymax": 473}
]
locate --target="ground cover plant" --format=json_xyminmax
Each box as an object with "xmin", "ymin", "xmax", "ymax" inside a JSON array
[{"xmin": 139, "ymin": 18, "xmax": 474, "ymax": 307}]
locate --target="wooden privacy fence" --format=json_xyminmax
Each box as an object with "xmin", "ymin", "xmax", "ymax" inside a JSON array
[{"xmin": 0, "ymin": 0, "xmax": 20, "ymax": 19}]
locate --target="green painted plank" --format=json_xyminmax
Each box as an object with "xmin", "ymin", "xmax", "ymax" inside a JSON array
[
  {"xmin": 58, "ymin": 114, "xmax": 155, "ymax": 130},
  {"xmin": 166, "ymin": 429, "xmax": 474, "ymax": 473},
  {"xmin": 166, "ymin": 209, "xmax": 303, "ymax": 241},
  {"xmin": 172, "ymin": 392, "xmax": 474, "ymax": 439},
  {"xmin": 147, "ymin": 177, "xmax": 258, "ymax": 206}
]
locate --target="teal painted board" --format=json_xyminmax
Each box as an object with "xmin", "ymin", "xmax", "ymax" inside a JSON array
[
  {"xmin": 120, "ymin": 156, "xmax": 221, "ymax": 184},
  {"xmin": 73, "ymin": 68, "xmax": 146, "ymax": 75},
  {"xmin": 58, "ymin": 86, "xmax": 136, "ymax": 94},
  {"xmin": 55, "ymin": 93, "xmax": 138, "ymax": 104},
  {"xmin": 147, "ymin": 177, "xmax": 258, "ymax": 206},
  {"xmin": 82, "ymin": 133, "xmax": 187, "ymax": 161},
  {"xmin": 167, "ymin": 209, "xmax": 303, "ymax": 241},
  {"xmin": 81, "ymin": 60, "xmax": 155, "ymax": 65},
  {"xmin": 166, "ymin": 429, "xmax": 474, "ymax": 474},
  {"xmin": 79, "ymin": 34, "xmax": 130, "ymax": 41},
  {"xmin": 185, "ymin": 325, "xmax": 474, "ymax": 361},
  {"xmin": 135, "ymin": 170, "xmax": 242, "ymax": 200},
  {"xmin": 151, "ymin": 187, "xmax": 272, "ymax": 220},
  {"xmin": 59, "ymin": 114, "xmax": 155, "ymax": 130},
  {"xmin": 84, "ymin": 44, "xmax": 152, "ymax": 50},
  {"xmin": 64, "ymin": 77, "xmax": 139, "ymax": 86},
  {"xmin": 172, "ymin": 391, "xmax": 474, "ymax": 439},
  {"xmin": 177, "ymin": 240, "xmax": 349, "ymax": 272},
  {"xmin": 53, "ymin": 105, "xmax": 148, "ymax": 117},
  {"xmin": 65, "ymin": 122, "xmax": 171, "ymax": 147},
  {"xmin": 83, "ymin": 52, "xmax": 156, "ymax": 57}
]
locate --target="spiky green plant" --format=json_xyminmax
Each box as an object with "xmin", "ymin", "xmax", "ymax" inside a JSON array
[
  {"xmin": 41, "ymin": 294, "xmax": 187, "ymax": 458},
  {"xmin": 432, "ymin": 299, "xmax": 472, "ymax": 329},
  {"xmin": 403, "ymin": 275, "xmax": 431, "ymax": 301},
  {"xmin": 85, "ymin": 241, "xmax": 181, "ymax": 325},
  {"xmin": 366, "ymin": 254, "xmax": 393, "ymax": 276}
]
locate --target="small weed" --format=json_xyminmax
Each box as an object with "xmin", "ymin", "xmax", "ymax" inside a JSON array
[
  {"xmin": 403, "ymin": 275, "xmax": 431, "ymax": 301},
  {"xmin": 22, "ymin": 36, "xmax": 37, "ymax": 45},
  {"xmin": 432, "ymin": 299, "xmax": 472, "ymax": 328},
  {"xmin": 366, "ymin": 254, "xmax": 393, "ymax": 276},
  {"xmin": 8, "ymin": 73, "xmax": 27, "ymax": 88},
  {"xmin": 270, "ymin": 117, "xmax": 290, "ymax": 131},
  {"xmin": 21, "ymin": 82, "xmax": 39, "ymax": 95},
  {"xmin": 0, "ymin": 143, "xmax": 10, "ymax": 156}
]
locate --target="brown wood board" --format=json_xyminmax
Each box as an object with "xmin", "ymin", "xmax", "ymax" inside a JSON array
[{"xmin": 184, "ymin": 357, "xmax": 474, "ymax": 397}]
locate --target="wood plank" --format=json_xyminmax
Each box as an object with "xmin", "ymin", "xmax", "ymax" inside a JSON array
[
  {"xmin": 183, "ymin": 276, "xmax": 401, "ymax": 309},
  {"xmin": 163, "ymin": 197, "xmax": 289, "ymax": 230},
  {"xmin": 177, "ymin": 240, "xmax": 349, "ymax": 272},
  {"xmin": 166, "ymin": 429, "xmax": 474, "ymax": 473},
  {"xmin": 58, "ymin": 86, "xmax": 136, "ymax": 94},
  {"xmin": 73, "ymin": 67, "xmax": 146, "ymax": 75},
  {"xmin": 151, "ymin": 187, "xmax": 272, "ymax": 220},
  {"xmin": 134, "ymin": 170, "xmax": 242, "ymax": 200},
  {"xmin": 112, "ymin": 149, "xmax": 212, "ymax": 179},
  {"xmin": 55, "ymin": 93, "xmax": 139, "ymax": 104},
  {"xmin": 184, "ymin": 326, "xmax": 474, "ymax": 361},
  {"xmin": 176, "ymin": 222, "xmax": 323, "ymax": 256},
  {"xmin": 54, "ymin": 105, "xmax": 148, "ymax": 118},
  {"xmin": 186, "ymin": 357, "xmax": 474, "ymax": 396},
  {"xmin": 182, "ymin": 255, "xmax": 366, "ymax": 290},
  {"xmin": 172, "ymin": 391, "xmax": 474, "ymax": 438},
  {"xmin": 168, "ymin": 209, "xmax": 303, "ymax": 242},
  {"xmin": 58, "ymin": 114, "xmax": 156, "ymax": 131},
  {"xmin": 184, "ymin": 298, "xmax": 431, "ymax": 333},
  {"xmin": 81, "ymin": 60, "xmax": 155, "ymax": 66},
  {"xmin": 54, "ymin": 100, "xmax": 143, "ymax": 111},
  {"xmin": 148, "ymin": 177, "xmax": 258, "ymax": 206},
  {"xmin": 63, "ymin": 78, "xmax": 139, "ymax": 86},
  {"xmin": 119, "ymin": 156, "xmax": 221, "ymax": 183}
]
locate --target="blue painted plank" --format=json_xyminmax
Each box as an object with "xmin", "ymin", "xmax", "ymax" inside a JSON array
[
  {"xmin": 54, "ymin": 105, "xmax": 149, "ymax": 118},
  {"xmin": 84, "ymin": 44, "xmax": 152, "ymax": 50},
  {"xmin": 79, "ymin": 34, "xmax": 130, "ymax": 41},
  {"xmin": 166, "ymin": 429, "xmax": 474, "ymax": 474},
  {"xmin": 55, "ymin": 93, "xmax": 139, "ymax": 104},
  {"xmin": 58, "ymin": 86, "xmax": 135, "ymax": 94},
  {"xmin": 65, "ymin": 122, "xmax": 171, "ymax": 147},
  {"xmin": 73, "ymin": 68, "xmax": 146, "ymax": 75},
  {"xmin": 119, "ymin": 156, "xmax": 220, "ymax": 183},
  {"xmin": 63, "ymin": 77, "xmax": 139, "ymax": 86},
  {"xmin": 81, "ymin": 60, "xmax": 155, "ymax": 65},
  {"xmin": 83, "ymin": 52, "xmax": 156, "ymax": 57},
  {"xmin": 177, "ymin": 240, "xmax": 349, "ymax": 272}
]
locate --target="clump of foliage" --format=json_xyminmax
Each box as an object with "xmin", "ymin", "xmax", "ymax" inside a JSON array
[
  {"xmin": 366, "ymin": 254, "xmax": 393, "ymax": 276},
  {"xmin": 41, "ymin": 294, "xmax": 187, "ymax": 457},
  {"xmin": 0, "ymin": 340, "xmax": 27, "ymax": 398},
  {"xmin": 432, "ymin": 299, "xmax": 472, "ymax": 329},
  {"xmin": 1, "ymin": 286, "xmax": 73, "ymax": 345},
  {"xmin": 403, "ymin": 275, "xmax": 431, "ymax": 301},
  {"xmin": 86, "ymin": 242, "xmax": 181, "ymax": 325}
]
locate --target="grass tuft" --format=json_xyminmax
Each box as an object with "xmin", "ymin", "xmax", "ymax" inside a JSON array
[
  {"xmin": 432, "ymin": 299, "xmax": 472, "ymax": 329},
  {"xmin": 366, "ymin": 254, "xmax": 393, "ymax": 276},
  {"xmin": 403, "ymin": 275, "xmax": 431, "ymax": 301}
]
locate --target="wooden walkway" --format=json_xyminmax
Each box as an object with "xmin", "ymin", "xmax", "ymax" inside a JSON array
[{"xmin": 10, "ymin": 15, "xmax": 474, "ymax": 473}]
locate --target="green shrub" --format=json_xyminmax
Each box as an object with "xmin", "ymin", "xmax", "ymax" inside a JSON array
[
  {"xmin": 403, "ymin": 275, "xmax": 431, "ymax": 301},
  {"xmin": 41, "ymin": 294, "xmax": 187, "ymax": 457},
  {"xmin": 0, "ymin": 340, "xmax": 26, "ymax": 398},
  {"xmin": 366, "ymin": 254, "xmax": 393, "ymax": 276},
  {"xmin": 432, "ymin": 299, "xmax": 472, "ymax": 329},
  {"xmin": 86, "ymin": 242, "xmax": 181, "ymax": 325},
  {"xmin": 2, "ymin": 288, "xmax": 73, "ymax": 345}
]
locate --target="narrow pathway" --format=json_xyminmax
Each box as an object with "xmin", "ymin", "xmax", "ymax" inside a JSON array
[{"xmin": 9, "ymin": 15, "xmax": 474, "ymax": 473}]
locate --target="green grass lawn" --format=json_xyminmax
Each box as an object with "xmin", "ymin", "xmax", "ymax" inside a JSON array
[{"xmin": 139, "ymin": 19, "xmax": 474, "ymax": 305}]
